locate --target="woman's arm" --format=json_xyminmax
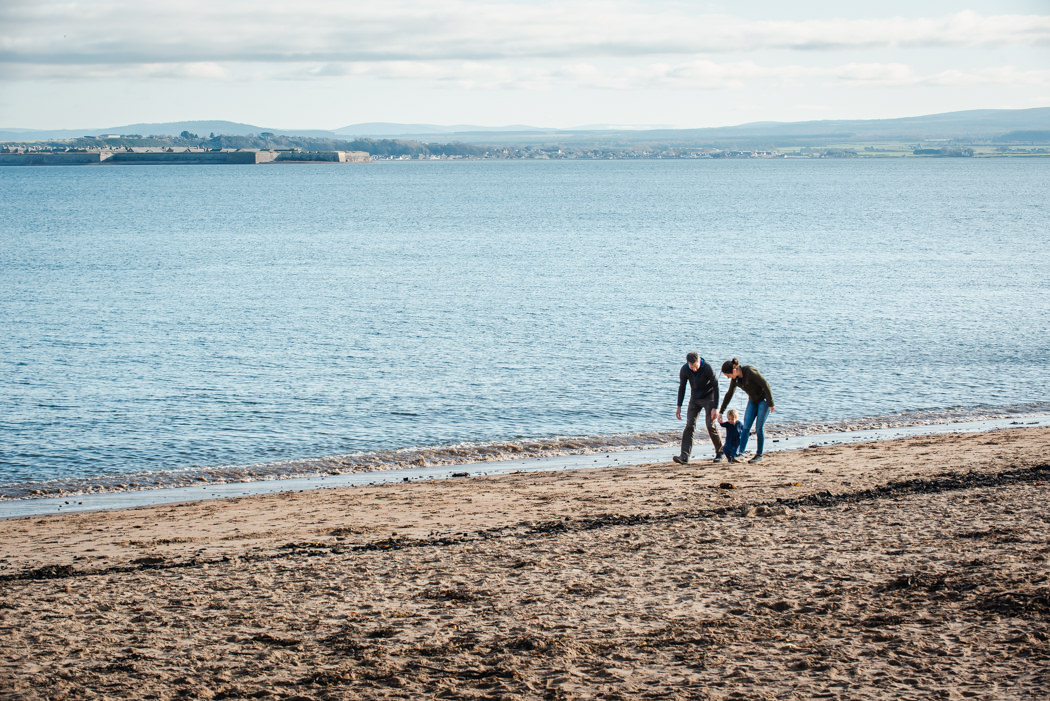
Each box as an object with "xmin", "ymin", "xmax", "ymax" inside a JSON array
[{"xmin": 719, "ymin": 379, "xmax": 737, "ymax": 414}]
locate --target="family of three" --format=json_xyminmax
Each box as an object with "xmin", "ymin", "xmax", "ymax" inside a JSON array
[{"xmin": 673, "ymin": 352, "xmax": 774, "ymax": 465}]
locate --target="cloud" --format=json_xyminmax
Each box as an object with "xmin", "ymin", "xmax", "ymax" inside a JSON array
[
  {"xmin": 7, "ymin": 55, "xmax": 1050, "ymax": 95},
  {"xmin": 297, "ymin": 58, "xmax": 1050, "ymax": 93},
  {"xmin": 3, "ymin": 0, "xmax": 1048, "ymax": 103},
  {"xmin": 924, "ymin": 66, "xmax": 1050, "ymax": 87},
  {"xmin": 1, "ymin": 61, "xmax": 235, "ymax": 82},
  {"xmin": 2, "ymin": 1, "xmax": 1049, "ymax": 71},
  {"xmin": 831, "ymin": 63, "xmax": 918, "ymax": 86}
]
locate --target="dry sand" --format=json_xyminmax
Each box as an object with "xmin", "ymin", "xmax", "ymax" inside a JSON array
[{"xmin": 1, "ymin": 427, "xmax": 1048, "ymax": 700}]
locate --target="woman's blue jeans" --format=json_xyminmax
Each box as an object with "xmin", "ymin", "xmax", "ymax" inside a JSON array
[{"xmin": 739, "ymin": 400, "xmax": 770, "ymax": 456}]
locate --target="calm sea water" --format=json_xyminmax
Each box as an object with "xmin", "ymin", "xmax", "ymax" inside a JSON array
[{"xmin": 1, "ymin": 159, "xmax": 1048, "ymax": 493}]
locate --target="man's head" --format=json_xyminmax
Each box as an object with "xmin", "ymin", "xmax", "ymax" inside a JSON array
[{"xmin": 686, "ymin": 351, "xmax": 700, "ymax": 370}]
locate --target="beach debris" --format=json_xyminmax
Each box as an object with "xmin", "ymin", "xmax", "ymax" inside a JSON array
[
  {"xmin": 451, "ymin": 472, "xmax": 469, "ymax": 478},
  {"xmin": 421, "ymin": 587, "xmax": 487, "ymax": 603},
  {"xmin": 748, "ymin": 505, "xmax": 791, "ymax": 518},
  {"xmin": 975, "ymin": 590, "xmax": 1050, "ymax": 616},
  {"xmin": 879, "ymin": 571, "xmax": 949, "ymax": 592},
  {"xmin": 252, "ymin": 632, "xmax": 304, "ymax": 649},
  {"xmin": 303, "ymin": 668, "xmax": 358, "ymax": 685},
  {"xmin": 3, "ymin": 564, "xmax": 78, "ymax": 580},
  {"xmin": 131, "ymin": 555, "xmax": 167, "ymax": 567},
  {"xmin": 367, "ymin": 627, "xmax": 400, "ymax": 639},
  {"xmin": 719, "ymin": 482, "xmax": 736, "ymax": 490},
  {"xmin": 328, "ymin": 526, "xmax": 361, "ymax": 537},
  {"xmin": 565, "ymin": 582, "xmax": 603, "ymax": 597}
]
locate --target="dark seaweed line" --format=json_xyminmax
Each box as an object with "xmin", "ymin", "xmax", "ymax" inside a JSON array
[
  {"xmin": 3, "ymin": 463, "xmax": 1046, "ymax": 584},
  {"xmin": 467, "ymin": 462, "xmax": 1050, "ymax": 543}
]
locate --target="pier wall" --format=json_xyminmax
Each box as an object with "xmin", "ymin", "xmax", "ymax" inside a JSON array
[
  {"xmin": 0, "ymin": 150, "xmax": 371, "ymax": 166},
  {"xmin": 0, "ymin": 153, "xmax": 106, "ymax": 165},
  {"xmin": 274, "ymin": 151, "xmax": 371, "ymax": 163},
  {"xmin": 104, "ymin": 151, "xmax": 274, "ymax": 164}
]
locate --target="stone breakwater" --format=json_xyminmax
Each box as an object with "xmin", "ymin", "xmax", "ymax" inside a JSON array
[{"xmin": 0, "ymin": 150, "xmax": 371, "ymax": 165}]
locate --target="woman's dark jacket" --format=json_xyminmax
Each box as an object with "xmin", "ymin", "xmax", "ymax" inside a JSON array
[{"xmin": 719, "ymin": 365, "xmax": 774, "ymax": 414}]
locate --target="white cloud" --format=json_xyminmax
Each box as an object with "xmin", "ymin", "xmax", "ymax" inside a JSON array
[
  {"xmin": 149, "ymin": 62, "xmax": 233, "ymax": 81},
  {"xmin": 2, "ymin": 1, "xmax": 1049, "ymax": 71},
  {"xmin": 1, "ymin": 61, "xmax": 235, "ymax": 82},
  {"xmin": 10, "ymin": 56, "xmax": 1049, "ymax": 95},
  {"xmin": 924, "ymin": 66, "xmax": 1050, "ymax": 87},
  {"xmin": 4, "ymin": 0, "xmax": 1048, "ymax": 130},
  {"xmin": 831, "ymin": 63, "xmax": 918, "ymax": 86}
]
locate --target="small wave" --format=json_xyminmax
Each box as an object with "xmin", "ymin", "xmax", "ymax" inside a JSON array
[
  {"xmin": 2, "ymin": 403, "xmax": 1047, "ymax": 501},
  {"xmin": 0, "ymin": 430, "xmax": 678, "ymax": 500},
  {"xmin": 767, "ymin": 402, "xmax": 1050, "ymax": 438}
]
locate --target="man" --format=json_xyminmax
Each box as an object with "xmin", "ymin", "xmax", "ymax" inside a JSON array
[{"xmin": 674, "ymin": 351, "xmax": 722, "ymax": 464}]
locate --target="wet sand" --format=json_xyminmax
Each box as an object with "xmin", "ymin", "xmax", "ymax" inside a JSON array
[{"xmin": 1, "ymin": 427, "xmax": 1048, "ymax": 699}]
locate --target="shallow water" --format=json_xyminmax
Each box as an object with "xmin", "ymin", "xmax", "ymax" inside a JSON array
[
  {"xmin": 1, "ymin": 159, "xmax": 1048, "ymax": 497},
  {"xmin": 3, "ymin": 415, "xmax": 1046, "ymax": 519}
]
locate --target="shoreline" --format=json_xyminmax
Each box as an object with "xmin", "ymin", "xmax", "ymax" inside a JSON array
[
  {"xmin": 2, "ymin": 413, "xmax": 1047, "ymax": 519},
  {"xmin": 2, "ymin": 425, "xmax": 1048, "ymax": 699}
]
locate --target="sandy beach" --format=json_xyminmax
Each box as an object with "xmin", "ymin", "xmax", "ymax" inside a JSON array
[{"xmin": 1, "ymin": 426, "xmax": 1048, "ymax": 700}]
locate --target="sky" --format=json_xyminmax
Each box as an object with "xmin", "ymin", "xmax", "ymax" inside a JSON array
[{"xmin": 1, "ymin": 0, "xmax": 1048, "ymax": 131}]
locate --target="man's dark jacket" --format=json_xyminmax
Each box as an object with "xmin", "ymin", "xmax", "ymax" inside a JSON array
[{"xmin": 677, "ymin": 359, "xmax": 719, "ymax": 407}]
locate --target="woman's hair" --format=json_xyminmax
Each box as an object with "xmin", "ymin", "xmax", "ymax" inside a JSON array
[{"xmin": 721, "ymin": 358, "xmax": 739, "ymax": 375}]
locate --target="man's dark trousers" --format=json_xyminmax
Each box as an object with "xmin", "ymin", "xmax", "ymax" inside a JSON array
[{"xmin": 681, "ymin": 401, "xmax": 722, "ymax": 460}]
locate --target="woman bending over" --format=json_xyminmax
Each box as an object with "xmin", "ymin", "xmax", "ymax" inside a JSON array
[{"xmin": 716, "ymin": 358, "xmax": 775, "ymax": 464}]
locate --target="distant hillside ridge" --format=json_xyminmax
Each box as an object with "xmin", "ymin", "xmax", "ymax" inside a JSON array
[{"xmin": 2, "ymin": 107, "xmax": 1047, "ymax": 146}]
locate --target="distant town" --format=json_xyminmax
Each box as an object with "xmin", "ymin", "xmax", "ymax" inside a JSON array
[
  {"xmin": 2, "ymin": 140, "xmax": 1042, "ymax": 165},
  {"xmin": 3, "ymin": 109, "xmax": 1049, "ymax": 164}
]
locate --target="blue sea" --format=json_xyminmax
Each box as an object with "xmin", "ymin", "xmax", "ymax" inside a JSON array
[{"xmin": 1, "ymin": 158, "xmax": 1048, "ymax": 498}]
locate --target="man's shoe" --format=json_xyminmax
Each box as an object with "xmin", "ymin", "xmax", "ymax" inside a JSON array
[
  {"xmin": 712, "ymin": 454, "xmax": 724, "ymax": 463},
  {"xmin": 672, "ymin": 455, "xmax": 688, "ymax": 465},
  {"xmin": 748, "ymin": 454, "xmax": 763, "ymax": 464}
]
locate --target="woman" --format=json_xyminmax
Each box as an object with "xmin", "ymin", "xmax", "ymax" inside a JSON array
[{"xmin": 717, "ymin": 358, "xmax": 775, "ymax": 464}]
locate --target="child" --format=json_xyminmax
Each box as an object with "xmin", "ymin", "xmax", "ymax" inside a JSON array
[{"xmin": 719, "ymin": 409, "xmax": 744, "ymax": 463}]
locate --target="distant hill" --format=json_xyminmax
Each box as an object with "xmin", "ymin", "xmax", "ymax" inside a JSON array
[
  {"xmin": 684, "ymin": 108, "xmax": 1050, "ymax": 140},
  {"xmin": 0, "ymin": 120, "xmax": 339, "ymax": 142},
  {"xmin": 332, "ymin": 122, "xmax": 548, "ymax": 137},
  {"xmin": 2, "ymin": 107, "xmax": 1048, "ymax": 147},
  {"xmin": 409, "ymin": 108, "xmax": 1050, "ymax": 147},
  {"xmin": 113, "ymin": 120, "xmax": 338, "ymax": 139}
]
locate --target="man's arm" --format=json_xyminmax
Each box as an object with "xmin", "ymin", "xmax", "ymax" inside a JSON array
[
  {"xmin": 675, "ymin": 365, "xmax": 687, "ymax": 420},
  {"xmin": 701, "ymin": 363, "xmax": 720, "ymax": 420}
]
